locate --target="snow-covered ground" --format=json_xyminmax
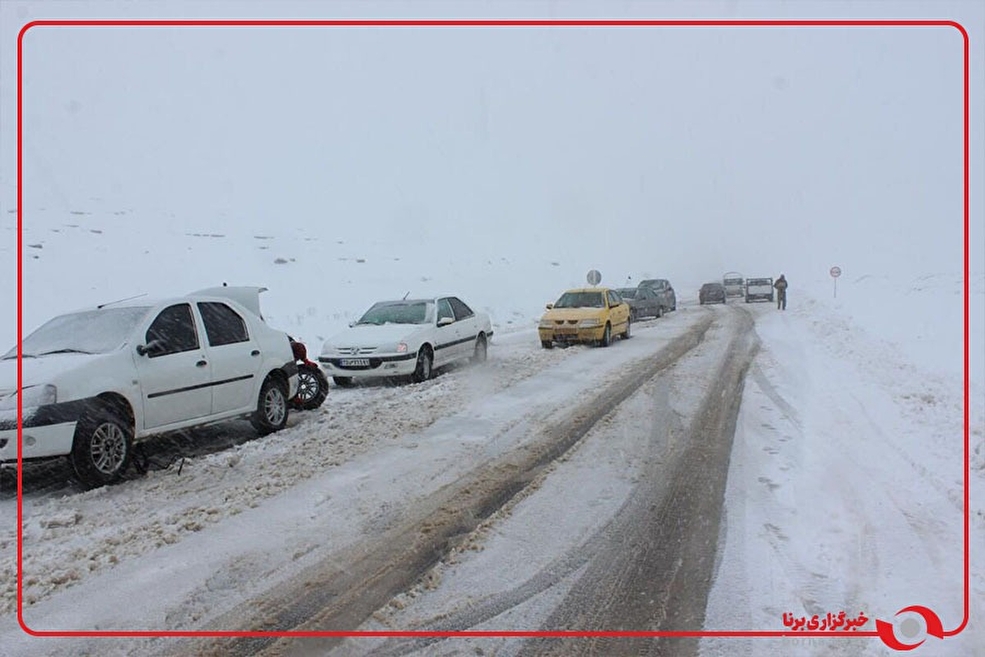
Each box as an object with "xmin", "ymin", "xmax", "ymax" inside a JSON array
[{"xmin": 0, "ymin": 257, "xmax": 981, "ymax": 655}]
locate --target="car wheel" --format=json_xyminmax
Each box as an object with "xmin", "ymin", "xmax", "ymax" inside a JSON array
[
  {"xmin": 472, "ymin": 334, "xmax": 488, "ymax": 364},
  {"xmin": 333, "ymin": 376, "xmax": 354, "ymax": 387},
  {"xmin": 411, "ymin": 346, "xmax": 433, "ymax": 383},
  {"xmin": 622, "ymin": 316, "xmax": 631, "ymax": 340},
  {"xmin": 291, "ymin": 363, "xmax": 329, "ymax": 411},
  {"xmin": 657, "ymin": 306, "xmax": 664, "ymax": 318},
  {"xmin": 599, "ymin": 323, "xmax": 612, "ymax": 347},
  {"xmin": 251, "ymin": 376, "xmax": 289, "ymax": 436},
  {"xmin": 71, "ymin": 401, "xmax": 133, "ymax": 489},
  {"xmin": 541, "ymin": 340, "xmax": 554, "ymax": 349}
]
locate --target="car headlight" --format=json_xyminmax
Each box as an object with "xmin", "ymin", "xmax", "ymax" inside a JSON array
[
  {"xmin": 538, "ymin": 319, "xmax": 554, "ymax": 328},
  {"xmin": 396, "ymin": 342, "xmax": 408, "ymax": 353},
  {"xmin": 320, "ymin": 343, "xmax": 338, "ymax": 357},
  {"xmin": 578, "ymin": 319, "xmax": 601, "ymax": 328},
  {"xmin": 0, "ymin": 384, "xmax": 57, "ymax": 412}
]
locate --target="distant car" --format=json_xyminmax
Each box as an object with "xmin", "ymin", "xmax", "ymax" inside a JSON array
[
  {"xmin": 722, "ymin": 272, "xmax": 745, "ymax": 298},
  {"xmin": 538, "ymin": 287, "xmax": 631, "ymax": 348},
  {"xmin": 745, "ymin": 277, "xmax": 775, "ymax": 303},
  {"xmin": 637, "ymin": 278, "xmax": 677, "ymax": 313},
  {"xmin": 614, "ymin": 287, "xmax": 665, "ymax": 320},
  {"xmin": 0, "ymin": 286, "xmax": 299, "ymax": 489},
  {"xmin": 318, "ymin": 296, "xmax": 493, "ymax": 386},
  {"xmin": 699, "ymin": 282, "xmax": 728, "ymax": 305}
]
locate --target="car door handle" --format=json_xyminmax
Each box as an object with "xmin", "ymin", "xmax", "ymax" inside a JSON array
[
  {"xmin": 196, "ymin": 360, "xmax": 208, "ymax": 368},
  {"xmin": 251, "ymin": 350, "xmax": 260, "ymax": 356}
]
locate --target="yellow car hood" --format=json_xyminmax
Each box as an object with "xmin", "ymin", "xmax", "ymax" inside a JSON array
[{"xmin": 541, "ymin": 308, "xmax": 606, "ymax": 322}]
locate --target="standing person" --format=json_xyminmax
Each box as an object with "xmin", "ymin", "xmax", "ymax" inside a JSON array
[{"xmin": 774, "ymin": 274, "xmax": 788, "ymax": 310}]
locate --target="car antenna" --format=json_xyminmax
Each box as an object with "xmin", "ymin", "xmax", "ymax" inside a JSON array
[
  {"xmin": 97, "ymin": 293, "xmax": 147, "ymax": 309},
  {"xmin": 402, "ymin": 291, "xmax": 410, "ymax": 300}
]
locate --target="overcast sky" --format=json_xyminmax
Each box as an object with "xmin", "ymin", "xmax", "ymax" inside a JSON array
[{"xmin": 2, "ymin": 0, "xmax": 982, "ymax": 302}]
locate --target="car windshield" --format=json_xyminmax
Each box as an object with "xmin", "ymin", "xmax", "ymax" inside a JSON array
[
  {"xmin": 615, "ymin": 288, "xmax": 637, "ymax": 299},
  {"xmin": 356, "ymin": 301, "xmax": 433, "ymax": 325},
  {"xmin": 553, "ymin": 292, "xmax": 605, "ymax": 309},
  {"xmin": 3, "ymin": 306, "xmax": 152, "ymax": 359},
  {"xmin": 724, "ymin": 278, "xmax": 743, "ymax": 285}
]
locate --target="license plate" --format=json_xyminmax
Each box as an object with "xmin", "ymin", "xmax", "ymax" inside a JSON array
[{"xmin": 339, "ymin": 358, "xmax": 370, "ymax": 367}]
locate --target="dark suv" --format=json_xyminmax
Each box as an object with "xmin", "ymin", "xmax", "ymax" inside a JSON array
[{"xmin": 637, "ymin": 279, "xmax": 677, "ymax": 314}]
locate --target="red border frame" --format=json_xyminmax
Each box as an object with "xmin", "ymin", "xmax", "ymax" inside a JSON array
[{"xmin": 14, "ymin": 18, "xmax": 971, "ymax": 650}]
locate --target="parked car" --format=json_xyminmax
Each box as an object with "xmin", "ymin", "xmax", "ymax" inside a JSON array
[
  {"xmin": 637, "ymin": 278, "xmax": 677, "ymax": 313},
  {"xmin": 745, "ymin": 277, "xmax": 775, "ymax": 303},
  {"xmin": 615, "ymin": 287, "xmax": 665, "ymax": 320},
  {"xmin": 699, "ymin": 282, "xmax": 728, "ymax": 304},
  {"xmin": 0, "ymin": 286, "xmax": 299, "ymax": 489},
  {"xmin": 722, "ymin": 272, "xmax": 745, "ymax": 298},
  {"xmin": 538, "ymin": 288, "xmax": 631, "ymax": 348},
  {"xmin": 318, "ymin": 296, "xmax": 493, "ymax": 386}
]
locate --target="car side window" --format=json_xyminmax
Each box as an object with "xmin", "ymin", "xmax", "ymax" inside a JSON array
[
  {"xmin": 448, "ymin": 297, "xmax": 474, "ymax": 320},
  {"xmin": 437, "ymin": 298, "xmax": 455, "ymax": 323},
  {"xmin": 146, "ymin": 304, "xmax": 199, "ymax": 357},
  {"xmin": 608, "ymin": 290, "xmax": 622, "ymax": 306},
  {"xmin": 197, "ymin": 302, "xmax": 250, "ymax": 346}
]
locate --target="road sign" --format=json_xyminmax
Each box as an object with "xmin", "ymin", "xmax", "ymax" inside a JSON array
[
  {"xmin": 830, "ymin": 265, "xmax": 842, "ymax": 298},
  {"xmin": 586, "ymin": 269, "xmax": 602, "ymax": 286}
]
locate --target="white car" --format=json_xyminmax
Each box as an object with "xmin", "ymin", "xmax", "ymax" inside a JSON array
[
  {"xmin": 0, "ymin": 286, "xmax": 299, "ymax": 488},
  {"xmin": 318, "ymin": 296, "xmax": 493, "ymax": 385}
]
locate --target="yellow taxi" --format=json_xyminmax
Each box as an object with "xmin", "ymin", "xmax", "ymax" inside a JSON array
[{"xmin": 538, "ymin": 287, "xmax": 632, "ymax": 348}]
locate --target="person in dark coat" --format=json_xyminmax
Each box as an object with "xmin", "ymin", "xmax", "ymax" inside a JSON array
[{"xmin": 774, "ymin": 274, "xmax": 788, "ymax": 310}]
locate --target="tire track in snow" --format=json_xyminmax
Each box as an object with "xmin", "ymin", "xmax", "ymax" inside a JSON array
[{"xmin": 189, "ymin": 316, "xmax": 717, "ymax": 657}]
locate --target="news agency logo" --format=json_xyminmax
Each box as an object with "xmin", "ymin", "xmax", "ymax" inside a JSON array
[
  {"xmin": 875, "ymin": 605, "xmax": 945, "ymax": 651},
  {"xmin": 780, "ymin": 605, "xmax": 946, "ymax": 651}
]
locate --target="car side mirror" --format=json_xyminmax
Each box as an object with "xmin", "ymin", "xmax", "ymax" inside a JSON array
[
  {"xmin": 136, "ymin": 339, "xmax": 165, "ymax": 357},
  {"xmin": 545, "ymin": 303, "xmax": 554, "ymax": 310},
  {"xmin": 348, "ymin": 321, "xmax": 356, "ymax": 328},
  {"xmin": 437, "ymin": 316, "xmax": 455, "ymax": 327}
]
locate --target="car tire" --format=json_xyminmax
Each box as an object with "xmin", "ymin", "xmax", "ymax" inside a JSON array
[
  {"xmin": 70, "ymin": 401, "xmax": 133, "ymax": 489},
  {"xmin": 251, "ymin": 375, "xmax": 289, "ymax": 436},
  {"xmin": 622, "ymin": 316, "xmax": 631, "ymax": 340},
  {"xmin": 333, "ymin": 376, "xmax": 354, "ymax": 387},
  {"xmin": 291, "ymin": 363, "xmax": 329, "ymax": 411},
  {"xmin": 656, "ymin": 306, "xmax": 663, "ymax": 318},
  {"xmin": 541, "ymin": 340, "xmax": 554, "ymax": 349},
  {"xmin": 599, "ymin": 323, "xmax": 612, "ymax": 347},
  {"xmin": 472, "ymin": 334, "xmax": 488, "ymax": 364},
  {"xmin": 411, "ymin": 346, "xmax": 433, "ymax": 383}
]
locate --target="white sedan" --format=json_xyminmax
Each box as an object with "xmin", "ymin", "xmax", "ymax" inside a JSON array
[
  {"xmin": 318, "ymin": 296, "xmax": 493, "ymax": 385},
  {"xmin": 0, "ymin": 286, "xmax": 299, "ymax": 489}
]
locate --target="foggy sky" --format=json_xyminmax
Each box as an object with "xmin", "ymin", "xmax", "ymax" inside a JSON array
[{"xmin": 2, "ymin": 0, "xmax": 982, "ymax": 292}]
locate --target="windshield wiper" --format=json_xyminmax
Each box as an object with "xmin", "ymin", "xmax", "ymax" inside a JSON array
[{"xmin": 37, "ymin": 349, "xmax": 93, "ymax": 356}]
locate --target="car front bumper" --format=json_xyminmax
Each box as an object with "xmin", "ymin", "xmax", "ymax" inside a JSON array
[
  {"xmin": 538, "ymin": 325, "xmax": 607, "ymax": 344},
  {"xmin": 318, "ymin": 352, "xmax": 419, "ymax": 379},
  {"xmin": 0, "ymin": 412, "xmax": 77, "ymax": 462}
]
